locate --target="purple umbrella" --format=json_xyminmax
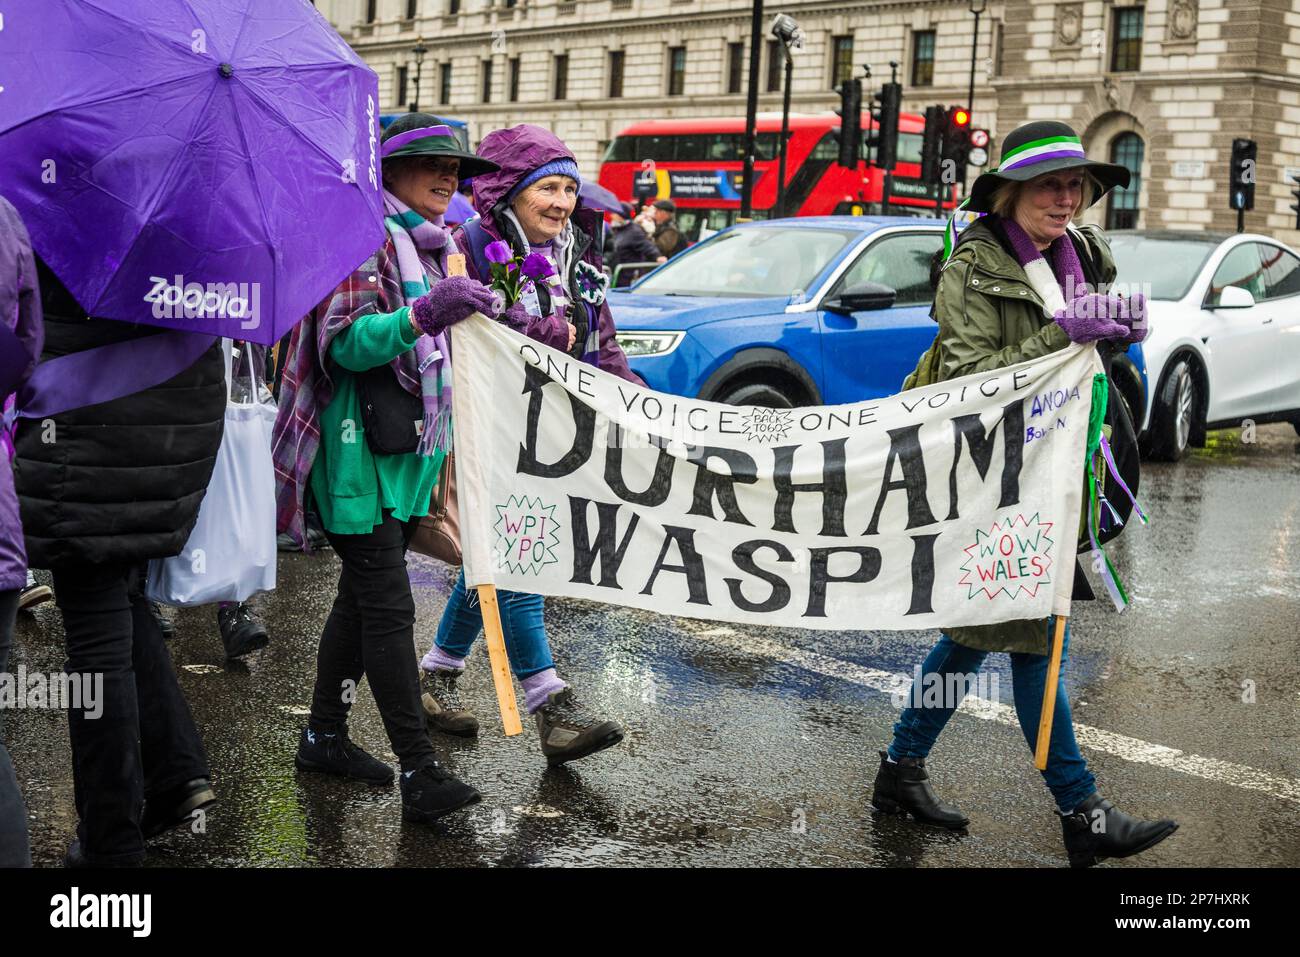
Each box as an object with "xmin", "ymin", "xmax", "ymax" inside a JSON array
[
  {"xmin": 0, "ymin": 0, "xmax": 384, "ymax": 345},
  {"xmin": 579, "ymin": 181, "xmax": 625, "ymax": 215}
]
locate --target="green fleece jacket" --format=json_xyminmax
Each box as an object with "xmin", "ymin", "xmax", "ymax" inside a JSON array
[{"xmin": 308, "ymin": 306, "xmax": 443, "ymax": 536}]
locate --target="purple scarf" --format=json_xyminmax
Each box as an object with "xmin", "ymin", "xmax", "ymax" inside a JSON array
[{"xmin": 999, "ymin": 216, "xmax": 1089, "ymax": 315}]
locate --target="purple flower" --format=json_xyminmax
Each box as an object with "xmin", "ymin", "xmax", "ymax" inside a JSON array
[
  {"xmin": 520, "ymin": 252, "xmax": 556, "ymax": 281},
  {"xmin": 485, "ymin": 240, "xmax": 513, "ymax": 264}
]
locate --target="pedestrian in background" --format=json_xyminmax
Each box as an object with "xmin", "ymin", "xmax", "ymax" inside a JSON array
[
  {"xmin": 12, "ymin": 253, "xmax": 222, "ymax": 869},
  {"xmin": 650, "ymin": 199, "xmax": 687, "ymax": 258},
  {"xmin": 0, "ymin": 195, "xmax": 40, "ymax": 868},
  {"xmin": 272, "ymin": 114, "xmax": 496, "ymax": 824},
  {"xmin": 419, "ymin": 123, "xmax": 639, "ymax": 766},
  {"xmin": 608, "ymin": 202, "xmax": 666, "ymax": 287},
  {"xmin": 874, "ymin": 121, "xmax": 1175, "ymax": 868}
]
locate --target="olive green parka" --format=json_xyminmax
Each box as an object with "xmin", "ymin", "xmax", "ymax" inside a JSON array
[{"xmin": 903, "ymin": 215, "xmax": 1117, "ymax": 655}]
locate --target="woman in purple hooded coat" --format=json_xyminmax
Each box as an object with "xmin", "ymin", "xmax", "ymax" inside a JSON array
[{"xmin": 418, "ymin": 125, "xmax": 639, "ymax": 766}]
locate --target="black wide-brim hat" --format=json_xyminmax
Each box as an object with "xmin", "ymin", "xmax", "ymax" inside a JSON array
[
  {"xmin": 966, "ymin": 121, "xmax": 1131, "ymax": 214},
  {"xmin": 380, "ymin": 112, "xmax": 500, "ymax": 179}
]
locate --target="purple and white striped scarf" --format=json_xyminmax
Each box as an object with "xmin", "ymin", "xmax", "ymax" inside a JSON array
[
  {"xmin": 379, "ymin": 189, "xmax": 454, "ymax": 456},
  {"xmin": 999, "ymin": 216, "xmax": 1089, "ymax": 316}
]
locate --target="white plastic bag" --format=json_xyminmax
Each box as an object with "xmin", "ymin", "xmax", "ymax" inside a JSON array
[{"xmin": 147, "ymin": 341, "xmax": 277, "ymax": 606}]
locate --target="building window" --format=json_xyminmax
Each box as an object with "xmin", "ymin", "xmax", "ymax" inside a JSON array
[
  {"xmin": 830, "ymin": 35, "xmax": 854, "ymax": 87},
  {"xmin": 992, "ymin": 20, "xmax": 1004, "ymax": 77},
  {"xmin": 1106, "ymin": 133, "xmax": 1144, "ymax": 230},
  {"xmin": 439, "ymin": 62, "xmax": 452, "ymax": 105},
  {"xmin": 1111, "ymin": 6, "xmax": 1144, "ymax": 72},
  {"xmin": 505, "ymin": 0, "xmax": 517, "ymax": 6},
  {"xmin": 406, "ymin": 0, "xmax": 419, "ymax": 19},
  {"xmin": 481, "ymin": 59, "xmax": 492, "ymax": 103},
  {"xmin": 766, "ymin": 39, "xmax": 781, "ymax": 92},
  {"xmin": 396, "ymin": 65, "xmax": 409, "ymax": 109},
  {"xmin": 727, "ymin": 42, "xmax": 744, "ymax": 94},
  {"xmin": 609, "ymin": 50, "xmax": 625, "ymax": 98},
  {"xmin": 508, "ymin": 56, "xmax": 520, "ymax": 102},
  {"xmin": 554, "ymin": 54, "xmax": 569, "ymax": 100},
  {"xmin": 448, "ymin": 0, "xmax": 460, "ymax": 15},
  {"xmin": 911, "ymin": 30, "xmax": 935, "ymax": 86},
  {"xmin": 668, "ymin": 46, "xmax": 686, "ymax": 96},
  {"xmin": 366, "ymin": 0, "xmax": 377, "ymax": 23}
]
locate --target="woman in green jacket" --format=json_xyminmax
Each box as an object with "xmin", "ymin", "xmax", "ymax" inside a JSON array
[
  {"xmin": 272, "ymin": 115, "xmax": 500, "ymax": 825},
  {"xmin": 871, "ymin": 121, "xmax": 1178, "ymax": 868}
]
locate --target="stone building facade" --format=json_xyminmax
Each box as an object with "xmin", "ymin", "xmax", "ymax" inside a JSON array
[{"xmin": 315, "ymin": 0, "xmax": 1300, "ymax": 242}]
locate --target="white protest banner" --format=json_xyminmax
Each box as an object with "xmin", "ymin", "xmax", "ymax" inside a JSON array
[{"xmin": 451, "ymin": 316, "xmax": 1101, "ymax": 633}]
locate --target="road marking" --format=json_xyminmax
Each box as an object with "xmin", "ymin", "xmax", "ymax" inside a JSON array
[{"xmin": 691, "ymin": 627, "xmax": 1300, "ymax": 806}]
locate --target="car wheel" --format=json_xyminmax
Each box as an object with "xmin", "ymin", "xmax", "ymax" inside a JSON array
[
  {"xmin": 715, "ymin": 380, "xmax": 801, "ymax": 409},
  {"xmin": 1147, "ymin": 359, "xmax": 1198, "ymax": 462}
]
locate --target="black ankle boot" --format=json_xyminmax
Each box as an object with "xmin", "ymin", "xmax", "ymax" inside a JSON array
[
  {"xmin": 1060, "ymin": 793, "xmax": 1178, "ymax": 868},
  {"xmin": 870, "ymin": 750, "xmax": 969, "ymax": 829}
]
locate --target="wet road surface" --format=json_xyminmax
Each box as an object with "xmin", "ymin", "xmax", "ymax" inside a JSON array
[{"xmin": 7, "ymin": 424, "xmax": 1299, "ymax": 867}]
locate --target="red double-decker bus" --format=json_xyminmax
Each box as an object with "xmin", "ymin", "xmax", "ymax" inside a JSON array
[{"xmin": 598, "ymin": 112, "xmax": 956, "ymax": 240}]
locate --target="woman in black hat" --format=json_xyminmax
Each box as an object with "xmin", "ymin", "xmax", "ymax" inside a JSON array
[
  {"xmin": 872, "ymin": 121, "xmax": 1177, "ymax": 867},
  {"xmin": 273, "ymin": 114, "xmax": 501, "ymax": 825}
]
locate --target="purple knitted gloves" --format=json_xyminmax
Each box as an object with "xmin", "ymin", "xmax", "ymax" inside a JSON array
[
  {"xmin": 1054, "ymin": 292, "xmax": 1146, "ymax": 344},
  {"xmin": 410, "ymin": 275, "xmax": 497, "ymax": 338}
]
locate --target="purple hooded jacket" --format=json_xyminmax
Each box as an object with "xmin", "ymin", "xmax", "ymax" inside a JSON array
[
  {"xmin": 0, "ymin": 197, "xmax": 43, "ymax": 591},
  {"xmin": 460, "ymin": 125, "xmax": 643, "ymax": 386}
]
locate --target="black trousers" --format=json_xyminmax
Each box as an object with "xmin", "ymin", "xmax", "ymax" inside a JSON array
[
  {"xmin": 50, "ymin": 563, "xmax": 209, "ymax": 865},
  {"xmin": 311, "ymin": 511, "xmax": 436, "ymax": 773},
  {"xmin": 0, "ymin": 589, "xmax": 31, "ymax": 867}
]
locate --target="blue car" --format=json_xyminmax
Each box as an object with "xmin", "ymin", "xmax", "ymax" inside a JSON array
[{"xmin": 608, "ymin": 216, "xmax": 1147, "ymax": 424}]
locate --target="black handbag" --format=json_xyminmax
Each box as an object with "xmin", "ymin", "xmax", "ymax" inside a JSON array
[{"xmin": 356, "ymin": 365, "xmax": 424, "ymax": 455}]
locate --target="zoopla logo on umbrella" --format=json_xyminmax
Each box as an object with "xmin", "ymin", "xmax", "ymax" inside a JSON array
[{"xmin": 144, "ymin": 275, "xmax": 261, "ymax": 329}]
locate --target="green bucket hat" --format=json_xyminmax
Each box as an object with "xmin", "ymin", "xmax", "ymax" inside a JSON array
[
  {"xmin": 380, "ymin": 113, "xmax": 499, "ymax": 179},
  {"xmin": 944, "ymin": 120, "xmax": 1131, "ymax": 259}
]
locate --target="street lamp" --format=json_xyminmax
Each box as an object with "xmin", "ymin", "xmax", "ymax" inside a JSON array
[
  {"xmin": 770, "ymin": 14, "xmax": 804, "ymax": 218},
  {"xmin": 411, "ymin": 35, "xmax": 428, "ymax": 113},
  {"xmin": 967, "ymin": 0, "xmax": 986, "ymax": 116},
  {"xmin": 772, "ymin": 18, "xmax": 803, "ymax": 216}
]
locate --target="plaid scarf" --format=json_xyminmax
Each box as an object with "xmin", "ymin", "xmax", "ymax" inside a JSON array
[
  {"xmin": 998, "ymin": 216, "xmax": 1089, "ymax": 317},
  {"xmin": 272, "ymin": 196, "xmax": 453, "ymax": 551}
]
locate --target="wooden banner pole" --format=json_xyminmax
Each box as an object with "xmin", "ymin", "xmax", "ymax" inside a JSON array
[
  {"xmin": 445, "ymin": 252, "xmax": 523, "ymax": 737},
  {"xmin": 1034, "ymin": 615, "xmax": 1068, "ymax": 771}
]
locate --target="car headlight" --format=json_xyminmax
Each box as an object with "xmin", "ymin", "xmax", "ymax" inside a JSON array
[{"xmin": 616, "ymin": 331, "xmax": 685, "ymax": 357}]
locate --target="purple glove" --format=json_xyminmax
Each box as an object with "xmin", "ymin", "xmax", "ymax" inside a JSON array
[
  {"xmin": 500, "ymin": 299, "xmax": 571, "ymax": 351},
  {"xmin": 1118, "ymin": 292, "xmax": 1149, "ymax": 344},
  {"xmin": 1053, "ymin": 293, "xmax": 1131, "ymax": 343},
  {"xmin": 410, "ymin": 275, "xmax": 497, "ymax": 337}
]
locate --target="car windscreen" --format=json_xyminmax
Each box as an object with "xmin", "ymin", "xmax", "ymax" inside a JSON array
[
  {"xmin": 631, "ymin": 226, "xmax": 860, "ymax": 299},
  {"xmin": 1107, "ymin": 235, "xmax": 1217, "ymax": 300}
]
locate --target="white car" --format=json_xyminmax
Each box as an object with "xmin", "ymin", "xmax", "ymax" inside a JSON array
[{"xmin": 1108, "ymin": 231, "xmax": 1300, "ymax": 460}]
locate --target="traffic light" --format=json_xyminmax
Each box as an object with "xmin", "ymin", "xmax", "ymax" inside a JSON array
[
  {"xmin": 837, "ymin": 78, "xmax": 862, "ymax": 168},
  {"xmin": 1290, "ymin": 171, "xmax": 1300, "ymax": 230},
  {"xmin": 874, "ymin": 81, "xmax": 902, "ymax": 171},
  {"xmin": 921, "ymin": 105, "xmax": 945, "ymax": 185},
  {"xmin": 1229, "ymin": 138, "xmax": 1256, "ymax": 211},
  {"xmin": 942, "ymin": 105, "xmax": 973, "ymax": 188}
]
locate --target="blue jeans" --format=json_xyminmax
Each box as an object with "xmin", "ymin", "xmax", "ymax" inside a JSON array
[
  {"xmin": 888, "ymin": 618, "xmax": 1096, "ymax": 813},
  {"xmin": 435, "ymin": 570, "xmax": 554, "ymax": 679}
]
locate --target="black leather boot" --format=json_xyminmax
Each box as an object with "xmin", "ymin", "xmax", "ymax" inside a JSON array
[
  {"xmin": 870, "ymin": 750, "xmax": 969, "ymax": 829},
  {"xmin": 1060, "ymin": 792, "xmax": 1178, "ymax": 868}
]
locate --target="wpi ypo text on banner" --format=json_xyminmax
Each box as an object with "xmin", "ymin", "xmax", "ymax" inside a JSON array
[{"xmin": 451, "ymin": 317, "xmax": 1099, "ymax": 633}]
